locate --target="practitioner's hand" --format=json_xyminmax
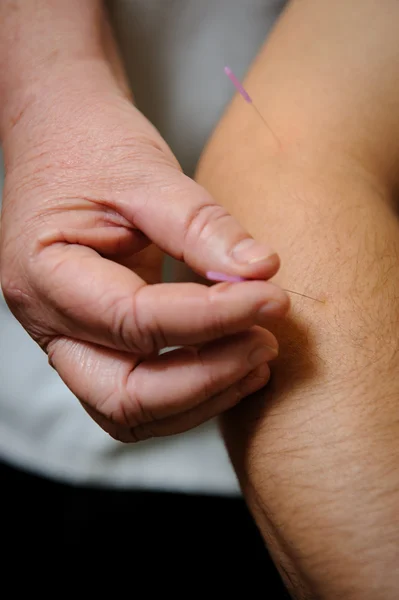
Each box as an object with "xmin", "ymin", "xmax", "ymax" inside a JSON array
[{"xmin": 0, "ymin": 75, "xmax": 289, "ymax": 442}]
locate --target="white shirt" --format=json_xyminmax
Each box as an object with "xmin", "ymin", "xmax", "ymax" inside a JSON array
[{"xmin": 0, "ymin": 0, "xmax": 287, "ymax": 494}]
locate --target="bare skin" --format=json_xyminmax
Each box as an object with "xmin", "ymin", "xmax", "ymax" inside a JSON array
[
  {"xmin": 3, "ymin": 0, "xmax": 399, "ymax": 594},
  {"xmin": 196, "ymin": 0, "xmax": 399, "ymax": 597},
  {"xmin": 0, "ymin": 0, "xmax": 289, "ymax": 442}
]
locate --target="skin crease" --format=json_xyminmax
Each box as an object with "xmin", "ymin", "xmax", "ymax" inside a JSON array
[
  {"xmin": 196, "ymin": 0, "xmax": 399, "ymax": 598},
  {"xmin": 0, "ymin": 0, "xmax": 290, "ymax": 443}
]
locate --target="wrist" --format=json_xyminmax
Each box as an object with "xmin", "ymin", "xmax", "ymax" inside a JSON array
[
  {"xmin": 1, "ymin": 59, "xmax": 129, "ymax": 168},
  {"xmin": 0, "ymin": 0, "xmax": 131, "ymax": 146}
]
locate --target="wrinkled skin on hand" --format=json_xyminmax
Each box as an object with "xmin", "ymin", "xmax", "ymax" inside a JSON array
[{"xmin": 0, "ymin": 89, "xmax": 289, "ymax": 442}]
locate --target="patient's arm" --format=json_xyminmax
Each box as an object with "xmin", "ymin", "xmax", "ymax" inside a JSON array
[{"xmin": 196, "ymin": 1, "xmax": 399, "ymax": 597}]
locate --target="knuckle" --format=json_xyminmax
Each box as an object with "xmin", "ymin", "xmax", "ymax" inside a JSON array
[
  {"xmin": 0, "ymin": 264, "xmax": 55, "ymax": 347},
  {"xmin": 124, "ymin": 368, "xmax": 156, "ymax": 426},
  {"xmin": 100, "ymin": 287, "xmax": 151, "ymax": 354},
  {"xmin": 0, "ymin": 262, "xmax": 35, "ymax": 318},
  {"xmin": 129, "ymin": 286, "xmax": 166, "ymax": 354},
  {"xmin": 129, "ymin": 424, "xmax": 154, "ymax": 443},
  {"xmin": 182, "ymin": 202, "xmax": 230, "ymax": 256},
  {"xmin": 203, "ymin": 290, "xmax": 230, "ymax": 339},
  {"xmin": 195, "ymin": 347, "xmax": 218, "ymax": 401},
  {"xmin": 106, "ymin": 294, "xmax": 140, "ymax": 352},
  {"xmin": 0, "ymin": 268, "xmax": 24, "ymax": 307},
  {"xmin": 108, "ymin": 426, "xmax": 135, "ymax": 444}
]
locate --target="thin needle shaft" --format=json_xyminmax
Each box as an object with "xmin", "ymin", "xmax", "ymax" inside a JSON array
[
  {"xmin": 224, "ymin": 66, "xmax": 280, "ymax": 147},
  {"xmin": 222, "ymin": 67, "xmax": 323, "ymax": 304},
  {"xmin": 250, "ymin": 103, "xmax": 281, "ymax": 147},
  {"xmin": 206, "ymin": 272, "xmax": 325, "ymax": 304},
  {"xmin": 283, "ymin": 289, "xmax": 325, "ymax": 304}
]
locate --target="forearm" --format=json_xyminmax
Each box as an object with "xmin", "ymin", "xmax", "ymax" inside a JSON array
[
  {"xmin": 0, "ymin": 0, "xmax": 130, "ymax": 146},
  {"xmin": 197, "ymin": 1, "xmax": 399, "ymax": 597}
]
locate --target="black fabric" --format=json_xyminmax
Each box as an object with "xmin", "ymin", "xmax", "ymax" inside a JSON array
[{"xmin": 1, "ymin": 459, "xmax": 290, "ymax": 597}]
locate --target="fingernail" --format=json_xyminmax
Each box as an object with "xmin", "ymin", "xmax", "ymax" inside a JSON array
[
  {"xmin": 232, "ymin": 238, "xmax": 278, "ymax": 265},
  {"xmin": 248, "ymin": 345, "xmax": 278, "ymax": 368},
  {"xmin": 257, "ymin": 299, "xmax": 288, "ymax": 317},
  {"xmin": 206, "ymin": 271, "xmax": 247, "ymax": 283}
]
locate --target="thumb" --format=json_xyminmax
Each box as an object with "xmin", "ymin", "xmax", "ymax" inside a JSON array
[{"xmin": 111, "ymin": 168, "xmax": 280, "ymax": 280}]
